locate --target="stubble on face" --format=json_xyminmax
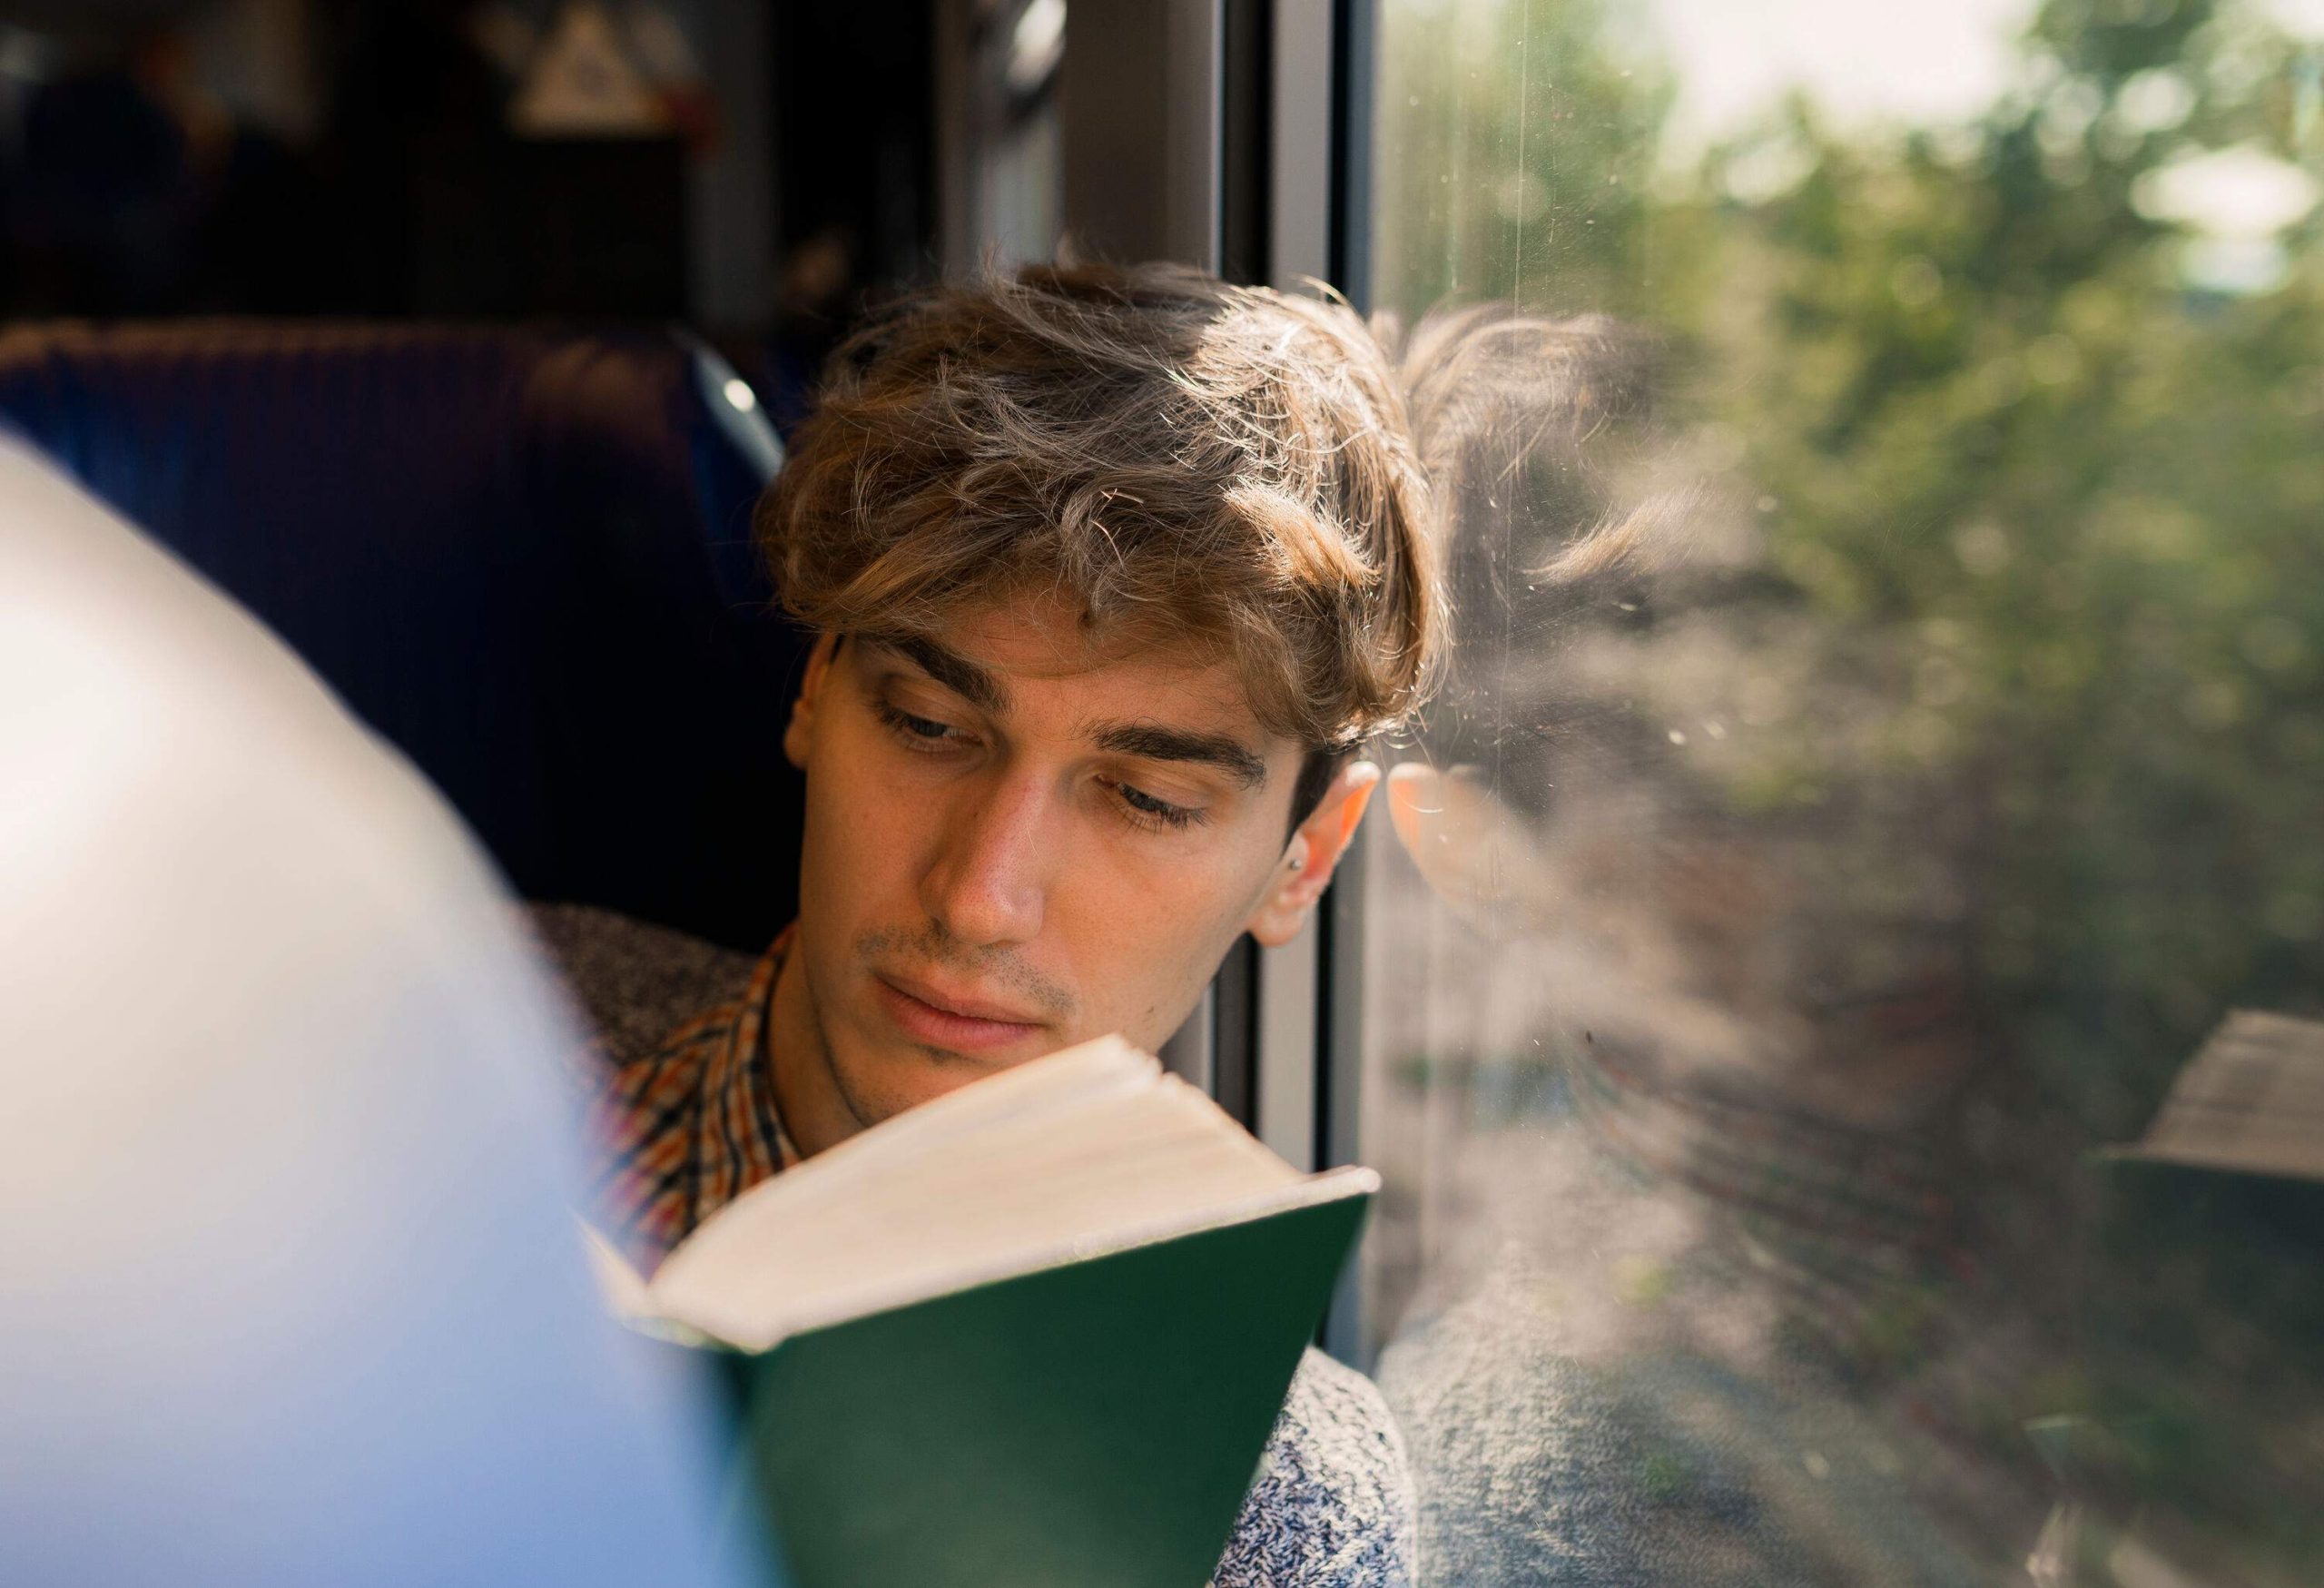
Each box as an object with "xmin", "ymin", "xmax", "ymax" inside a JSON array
[
  {"xmin": 769, "ymin": 917, "xmax": 1088, "ymax": 1147},
  {"xmin": 852, "ymin": 922, "xmax": 1079, "ymax": 1027}
]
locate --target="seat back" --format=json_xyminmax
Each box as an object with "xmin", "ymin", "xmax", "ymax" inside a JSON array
[{"xmin": 0, "ymin": 321, "xmax": 806, "ymax": 950}]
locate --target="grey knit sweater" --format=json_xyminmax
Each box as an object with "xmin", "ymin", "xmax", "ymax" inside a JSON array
[{"xmin": 527, "ymin": 902, "xmax": 1417, "ymax": 1588}]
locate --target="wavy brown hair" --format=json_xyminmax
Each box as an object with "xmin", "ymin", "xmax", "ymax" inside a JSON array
[{"xmin": 755, "ymin": 261, "xmax": 1446, "ymax": 818}]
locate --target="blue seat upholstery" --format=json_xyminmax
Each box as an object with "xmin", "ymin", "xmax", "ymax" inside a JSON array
[{"xmin": 0, "ymin": 321, "xmax": 806, "ymax": 951}]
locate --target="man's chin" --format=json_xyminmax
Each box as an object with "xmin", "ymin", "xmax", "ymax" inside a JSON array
[{"xmin": 827, "ymin": 1036, "xmax": 1032, "ymax": 1129}]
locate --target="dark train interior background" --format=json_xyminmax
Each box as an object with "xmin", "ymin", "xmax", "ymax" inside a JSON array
[{"xmin": 0, "ymin": 0, "xmax": 949, "ymax": 429}]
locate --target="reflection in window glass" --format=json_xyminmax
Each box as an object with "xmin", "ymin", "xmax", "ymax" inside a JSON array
[{"xmin": 1355, "ymin": 1, "xmax": 2324, "ymax": 1583}]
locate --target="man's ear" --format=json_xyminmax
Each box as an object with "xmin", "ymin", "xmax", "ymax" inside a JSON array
[
  {"xmin": 783, "ymin": 632, "xmax": 842, "ymax": 772},
  {"xmin": 1246, "ymin": 761, "xmax": 1382, "ymax": 948}
]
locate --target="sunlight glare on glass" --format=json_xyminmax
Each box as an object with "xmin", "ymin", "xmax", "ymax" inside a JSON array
[
  {"xmin": 1008, "ymin": 0, "xmax": 1067, "ymax": 95},
  {"xmin": 2134, "ymin": 143, "xmax": 2320, "ymax": 239},
  {"xmin": 2265, "ymin": 0, "xmax": 2324, "ymax": 35}
]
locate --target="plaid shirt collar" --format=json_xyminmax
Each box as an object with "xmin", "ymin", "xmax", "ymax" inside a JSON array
[{"xmin": 588, "ymin": 924, "xmax": 800, "ymax": 1270}]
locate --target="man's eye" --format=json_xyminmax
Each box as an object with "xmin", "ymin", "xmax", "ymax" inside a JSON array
[
  {"xmin": 1114, "ymin": 780, "xmax": 1204, "ymax": 831},
  {"xmin": 876, "ymin": 701, "xmax": 961, "ymax": 746}
]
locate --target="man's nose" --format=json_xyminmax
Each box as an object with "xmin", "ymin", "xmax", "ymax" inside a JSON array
[{"xmin": 920, "ymin": 772, "xmax": 1050, "ymax": 948}]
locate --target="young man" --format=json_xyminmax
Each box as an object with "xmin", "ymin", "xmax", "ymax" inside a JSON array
[{"xmin": 537, "ymin": 261, "xmax": 1443, "ymax": 1587}]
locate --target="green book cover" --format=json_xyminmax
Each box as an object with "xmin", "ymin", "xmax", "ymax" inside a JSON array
[
  {"xmin": 592, "ymin": 1039, "xmax": 1379, "ymax": 1588},
  {"xmin": 726, "ymin": 1185, "xmax": 1370, "ymax": 1588}
]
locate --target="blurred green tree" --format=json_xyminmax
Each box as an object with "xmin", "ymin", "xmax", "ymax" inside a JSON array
[
  {"xmin": 1379, "ymin": 0, "xmax": 2324, "ymax": 1149},
  {"xmin": 1373, "ymin": 0, "xmax": 2324, "ymax": 1573}
]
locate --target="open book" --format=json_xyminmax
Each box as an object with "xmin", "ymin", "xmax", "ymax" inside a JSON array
[{"xmin": 588, "ymin": 1035, "xmax": 1376, "ymax": 1588}]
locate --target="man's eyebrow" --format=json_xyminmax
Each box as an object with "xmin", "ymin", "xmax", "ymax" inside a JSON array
[
  {"xmin": 878, "ymin": 635, "xmax": 1009, "ymax": 714},
  {"xmin": 1092, "ymin": 722, "xmax": 1269, "ymax": 788}
]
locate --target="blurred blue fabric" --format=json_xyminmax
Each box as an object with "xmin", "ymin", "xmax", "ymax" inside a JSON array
[{"xmin": 0, "ymin": 439, "xmax": 764, "ymax": 1587}]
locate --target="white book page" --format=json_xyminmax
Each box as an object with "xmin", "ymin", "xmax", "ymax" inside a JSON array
[{"xmin": 643, "ymin": 1036, "xmax": 1322, "ymax": 1350}]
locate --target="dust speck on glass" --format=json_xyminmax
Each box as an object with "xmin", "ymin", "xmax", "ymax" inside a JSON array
[{"xmin": 1354, "ymin": 1, "xmax": 2324, "ymax": 1583}]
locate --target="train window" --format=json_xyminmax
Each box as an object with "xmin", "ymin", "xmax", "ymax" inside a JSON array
[{"xmin": 1344, "ymin": 0, "xmax": 2324, "ymax": 1582}]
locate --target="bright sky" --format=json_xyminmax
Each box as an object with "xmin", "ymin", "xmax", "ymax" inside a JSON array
[
  {"xmin": 1639, "ymin": 0, "xmax": 2036, "ymax": 155},
  {"xmin": 1625, "ymin": 0, "xmax": 2324, "ymax": 242},
  {"xmin": 1638, "ymin": 0, "xmax": 2324, "ymax": 155}
]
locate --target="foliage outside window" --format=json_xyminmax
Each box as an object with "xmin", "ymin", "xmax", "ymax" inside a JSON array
[{"xmin": 1356, "ymin": 1, "xmax": 2324, "ymax": 1582}]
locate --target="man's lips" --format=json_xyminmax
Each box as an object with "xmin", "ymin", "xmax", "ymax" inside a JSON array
[{"xmin": 872, "ymin": 971, "xmax": 1049, "ymax": 1053}]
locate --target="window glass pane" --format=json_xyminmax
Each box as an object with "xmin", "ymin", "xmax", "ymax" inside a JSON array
[{"xmin": 1354, "ymin": 2, "xmax": 2324, "ymax": 1582}]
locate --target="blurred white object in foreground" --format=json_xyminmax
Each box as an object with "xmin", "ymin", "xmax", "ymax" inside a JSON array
[{"xmin": 0, "ymin": 439, "xmax": 753, "ymax": 1587}]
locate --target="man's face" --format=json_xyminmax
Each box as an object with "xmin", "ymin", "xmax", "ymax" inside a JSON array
[{"xmin": 773, "ymin": 590, "xmax": 1372, "ymax": 1151}]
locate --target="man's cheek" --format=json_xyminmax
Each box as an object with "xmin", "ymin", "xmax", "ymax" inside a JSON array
[
  {"xmin": 1083, "ymin": 910, "xmax": 1227, "ymax": 1048},
  {"xmin": 826, "ymin": 780, "xmax": 915, "ymax": 903}
]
